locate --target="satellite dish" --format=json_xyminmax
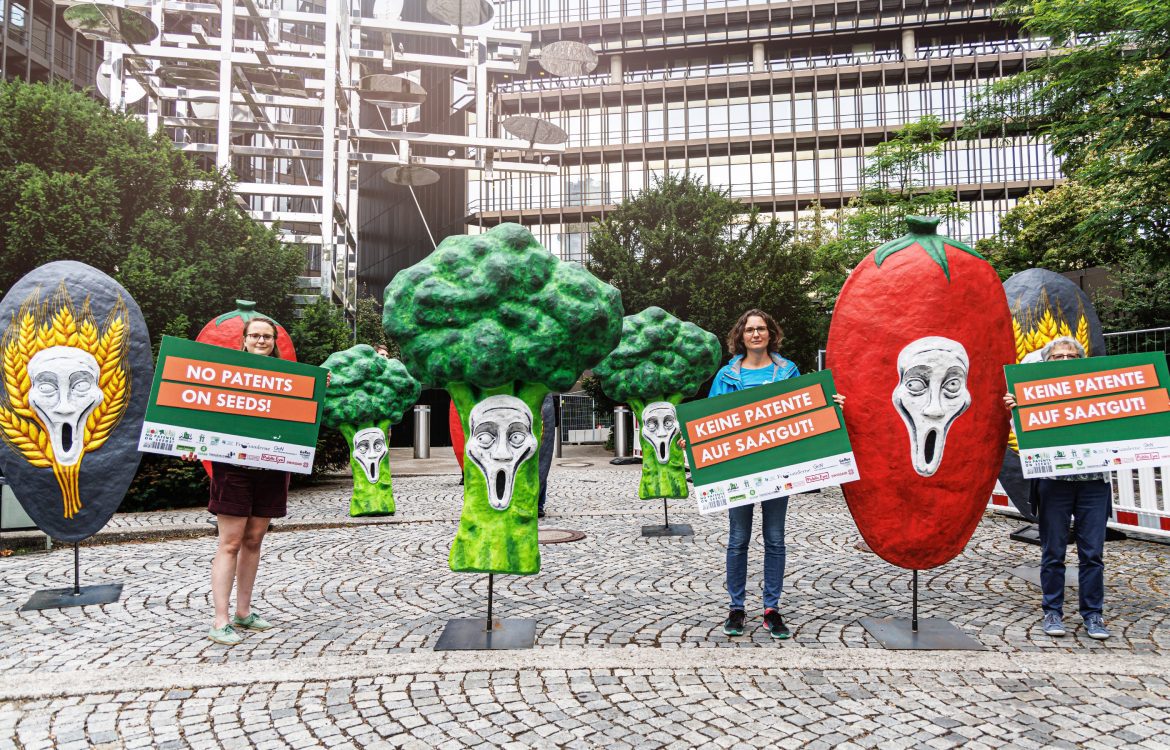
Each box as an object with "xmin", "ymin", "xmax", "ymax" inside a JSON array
[
  {"xmin": 96, "ymin": 57, "xmax": 146, "ymax": 104},
  {"xmin": 63, "ymin": 4, "xmax": 159, "ymax": 46},
  {"xmin": 359, "ymin": 74, "xmax": 427, "ymax": 108},
  {"xmin": 538, "ymin": 41, "xmax": 599, "ymax": 77},
  {"xmin": 189, "ymin": 102, "xmax": 254, "ymax": 122},
  {"xmin": 501, "ymin": 115, "xmax": 568, "ymax": 146},
  {"xmin": 155, "ymin": 64, "xmax": 218, "ymax": 89},
  {"xmin": 426, "ymin": 0, "xmax": 494, "ymax": 28},
  {"xmin": 371, "ymin": 0, "xmax": 404, "ymax": 19},
  {"xmin": 243, "ymin": 67, "xmax": 306, "ymax": 96},
  {"xmin": 380, "ymin": 166, "xmax": 441, "ymax": 187}
]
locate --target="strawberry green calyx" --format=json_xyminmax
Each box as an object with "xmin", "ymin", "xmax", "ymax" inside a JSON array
[{"xmin": 873, "ymin": 216, "xmax": 983, "ymax": 282}]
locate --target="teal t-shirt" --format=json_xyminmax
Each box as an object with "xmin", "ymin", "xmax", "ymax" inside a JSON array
[{"xmin": 738, "ymin": 365, "xmax": 780, "ymax": 390}]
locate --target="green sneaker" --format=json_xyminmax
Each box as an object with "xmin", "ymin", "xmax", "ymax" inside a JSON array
[
  {"xmin": 231, "ymin": 612, "xmax": 273, "ymax": 631},
  {"xmin": 208, "ymin": 624, "xmax": 242, "ymax": 645}
]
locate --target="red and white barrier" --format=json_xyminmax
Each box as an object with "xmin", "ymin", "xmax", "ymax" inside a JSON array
[{"xmin": 988, "ymin": 466, "xmax": 1170, "ymax": 539}]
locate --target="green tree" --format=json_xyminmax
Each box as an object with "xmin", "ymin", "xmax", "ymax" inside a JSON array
[
  {"xmin": 585, "ymin": 172, "xmax": 821, "ymax": 371},
  {"xmin": 354, "ymin": 295, "xmax": 393, "ymax": 353},
  {"xmin": 977, "ymin": 181, "xmax": 1170, "ymax": 330},
  {"xmin": 808, "ymin": 117, "xmax": 968, "ymax": 317},
  {"xmin": 975, "ymin": 181, "xmax": 1135, "ymax": 276},
  {"xmin": 0, "ymin": 80, "xmax": 303, "ymax": 349},
  {"xmin": 964, "ymin": 0, "xmax": 1170, "ymax": 256},
  {"xmin": 290, "ymin": 297, "xmax": 353, "ymax": 366}
]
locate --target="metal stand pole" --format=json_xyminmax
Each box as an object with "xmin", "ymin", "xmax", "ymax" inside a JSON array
[
  {"xmin": 662, "ymin": 498, "xmax": 669, "ymax": 528},
  {"xmin": 486, "ymin": 573, "xmax": 494, "ymax": 630},
  {"xmin": 20, "ymin": 541, "xmax": 123, "ymax": 611},
  {"xmin": 911, "ymin": 569, "xmax": 918, "ymax": 633}
]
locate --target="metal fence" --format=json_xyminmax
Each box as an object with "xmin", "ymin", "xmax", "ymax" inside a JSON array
[
  {"xmin": 559, "ymin": 393, "xmax": 610, "ymax": 444},
  {"xmin": 1104, "ymin": 327, "xmax": 1170, "ymax": 361}
]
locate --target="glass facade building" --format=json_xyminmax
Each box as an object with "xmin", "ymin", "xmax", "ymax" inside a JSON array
[{"xmin": 469, "ymin": 0, "xmax": 1061, "ymax": 263}]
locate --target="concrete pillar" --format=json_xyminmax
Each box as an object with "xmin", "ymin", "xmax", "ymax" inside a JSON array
[
  {"xmin": 752, "ymin": 42, "xmax": 765, "ymax": 72},
  {"xmin": 902, "ymin": 28, "xmax": 916, "ymax": 60},
  {"xmin": 609, "ymin": 54, "xmax": 622, "ymax": 84}
]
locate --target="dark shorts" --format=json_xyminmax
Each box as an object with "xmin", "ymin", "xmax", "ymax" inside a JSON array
[{"xmin": 208, "ymin": 462, "xmax": 290, "ymax": 518}]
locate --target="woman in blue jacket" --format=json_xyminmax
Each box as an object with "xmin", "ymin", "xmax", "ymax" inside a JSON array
[{"xmin": 711, "ymin": 309, "xmax": 842, "ymax": 639}]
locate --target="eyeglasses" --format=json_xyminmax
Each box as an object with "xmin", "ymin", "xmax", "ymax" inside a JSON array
[
  {"xmin": 744, "ymin": 326, "xmax": 769, "ymax": 335},
  {"xmin": 1048, "ymin": 352, "xmax": 1079, "ymax": 360},
  {"xmin": 246, "ymin": 333, "xmax": 275, "ymax": 342}
]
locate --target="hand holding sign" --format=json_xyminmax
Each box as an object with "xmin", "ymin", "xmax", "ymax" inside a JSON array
[
  {"xmin": 1004, "ymin": 352, "xmax": 1170, "ymax": 477},
  {"xmin": 676, "ymin": 370, "xmax": 856, "ymax": 514},
  {"xmin": 138, "ymin": 337, "xmax": 327, "ymax": 473}
]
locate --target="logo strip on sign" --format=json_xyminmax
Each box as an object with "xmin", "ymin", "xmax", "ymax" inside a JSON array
[{"xmin": 1017, "ymin": 388, "xmax": 1170, "ymax": 432}]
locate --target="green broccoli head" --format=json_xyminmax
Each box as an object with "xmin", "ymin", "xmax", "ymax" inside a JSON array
[
  {"xmin": 320, "ymin": 344, "xmax": 422, "ymax": 429},
  {"xmin": 592, "ymin": 306, "xmax": 722, "ymax": 403},
  {"xmin": 383, "ymin": 223, "xmax": 624, "ymax": 391}
]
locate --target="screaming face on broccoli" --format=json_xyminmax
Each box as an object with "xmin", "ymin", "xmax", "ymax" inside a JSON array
[
  {"xmin": 383, "ymin": 223, "xmax": 623, "ymax": 574},
  {"xmin": 592, "ymin": 307, "xmax": 722, "ymax": 499},
  {"xmin": 321, "ymin": 345, "xmax": 421, "ymax": 516}
]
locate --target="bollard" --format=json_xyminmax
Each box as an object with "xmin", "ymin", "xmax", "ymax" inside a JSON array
[
  {"xmin": 553, "ymin": 394, "xmax": 563, "ymax": 458},
  {"xmin": 613, "ymin": 405, "xmax": 631, "ymax": 457},
  {"xmin": 413, "ymin": 404, "xmax": 431, "ymax": 459}
]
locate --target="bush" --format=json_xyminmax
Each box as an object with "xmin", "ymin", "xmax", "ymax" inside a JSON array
[{"xmin": 121, "ymin": 453, "xmax": 210, "ymax": 512}]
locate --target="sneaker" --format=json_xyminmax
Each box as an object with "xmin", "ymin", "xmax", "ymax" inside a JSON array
[
  {"xmin": 1084, "ymin": 614, "xmax": 1111, "ymax": 640},
  {"xmin": 208, "ymin": 624, "xmax": 242, "ymax": 645},
  {"xmin": 762, "ymin": 608, "xmax": 791, "ymax": 640},
  {"xmin": 1042, "ymin": 611, "xmax": 1066, "ymax": 637},
  {"xmin": 722, "ymin": 609, "xmax": 746, "ymax": 636},
  {"xmin": 231, "ymin": 613, "xmax": 273, "ymax": 631}
]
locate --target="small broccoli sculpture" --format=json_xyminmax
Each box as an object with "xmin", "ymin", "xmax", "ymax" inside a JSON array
[
  {"xmin": 321, "ymin": 345, "xmax": 421, "ymax": 517},
  {"xmin": 384, "ymin": 223, "xmax": 623, "ymax": 574},
  {"xmin": 593, "ymin": 307, "xmax": 722, "ymax": 499}
]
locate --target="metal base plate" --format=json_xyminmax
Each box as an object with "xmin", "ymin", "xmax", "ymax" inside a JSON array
[
  {"xmin": 1009, "ymin": 564, "xmax": 1078, "ymax": 589},
  {"xmin": 859, "ymin": 616, "xmax": 985, "ymax": 651},
  {"xmin": 20, "ymin": 583, "xmax": 123, "ymax": 612},
  {"xmin": 433, "ymin": 618, "xmax": 537, "ymax": 651},
  {"xmin": 1010, "ymin": 524, "xmax": 1042, "ymax": 546},
  {"xmin": 609, "ymin": 457, "xmax": 642, "ymax": 465},
  {"xmin": 641, "ymin": 524, "xmax": 693, "ymax": 537}
]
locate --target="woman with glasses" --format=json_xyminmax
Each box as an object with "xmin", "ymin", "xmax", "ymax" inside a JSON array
[
  {"xmin": 189, "ymin": 317, "xmax": 289, "ymax": 645},
  {"xmin": 1003, "ymin": 335, "xmax": 1112, "ymax": 641},
  {"xmin": 709, "ymin": 309, "xmax": 844, "ymax": 640}
]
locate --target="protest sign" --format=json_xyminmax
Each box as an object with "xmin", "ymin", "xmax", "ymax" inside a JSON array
[
  {"xmin": 676, "ymin": 370, "xmax": 856, "ymax": 514},
  {"xmin": 138, "ymin": 336, "xmax": 327, "ymax": 473},
  {"xmin": 1005, "ymin": 352, "xmax": 1170, "ymax": 478}
]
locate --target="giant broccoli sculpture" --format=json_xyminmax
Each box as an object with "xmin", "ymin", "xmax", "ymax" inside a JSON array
[
  {"xmin": 592, "ymin": 307, "xmax": 722, "ymax": 499},
  {"xmin": 321, "ymin": 345, "xmax": 421, "ymax": 517},
  {"xmin": 384, "ymin": 223, "xmax": 623, "ymax": 574}
]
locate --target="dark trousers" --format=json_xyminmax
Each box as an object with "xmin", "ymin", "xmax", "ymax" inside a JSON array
[{"xmin": 1037, "ymin": 478, "xmax": 1110, "ymax": 619}]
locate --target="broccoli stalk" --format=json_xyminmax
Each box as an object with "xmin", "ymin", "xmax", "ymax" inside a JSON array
[
  {"xmin": 321, "ymin": 345, "xmax": 421, "ymax": 517},
  {"xmin": 592, "ymin": 307, "xmax": 722, "ymax": 500},
  {"xmin": 384, "ymin": 223, "xmax": 623, "ymax": 574}
]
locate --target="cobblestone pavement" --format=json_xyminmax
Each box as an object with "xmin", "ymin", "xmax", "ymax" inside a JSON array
[{"xmin": 2, "ymin": 465, "xmax": 1169, "ymax": 748}]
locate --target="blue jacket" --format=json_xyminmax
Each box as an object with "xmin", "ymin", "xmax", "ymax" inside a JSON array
[{"xmin": 708, "ymin": 353, "xmax": 800, "ymax": 397}]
